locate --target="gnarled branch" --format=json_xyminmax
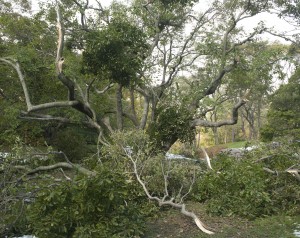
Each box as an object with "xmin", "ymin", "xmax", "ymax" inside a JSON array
[{"xmin": 191, "ymin": 95, "xmax": 248, "ymax": 128}]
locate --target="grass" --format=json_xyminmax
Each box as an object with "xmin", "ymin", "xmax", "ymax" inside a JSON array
[
  {"xmin": 143, "ymin": 200, "xmax": 300, "ymax": 238},
  {"xmin": 144, "ymin": 208, "xmax": 300, "ymax": 238},
  {"xmin": 193, "ymin": 215, "xmax": 300, "ymax": 238},
  {"xmin": 221, "ymin": 141, "xmax": 248, "ymax": 148}
]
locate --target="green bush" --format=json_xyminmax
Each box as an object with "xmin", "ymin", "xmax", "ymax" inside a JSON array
[
  {"xmin": 1, "ymin": 134, "xmax": 158, "ymax": 237},
  {"xmin": 25, "ymin": 166, "xmax": 154, "ymax": 238},
  {"xmin": 192, "ymin": 144, "xmax": 300, "ymax": 219},
  {"xmin": 260, "ymin": 75, "xmax": 300, "ymax": 142},
  {"xmin": 193, "ymin": 156, "xmax": 273, "ymax": 219},
  {"xmin": 147, "ymin": 105, "xmax": 195, "ymax": 151},
  {"xmin": 103, "ymin": 130, "xmax": 201, "ymax": 201}
]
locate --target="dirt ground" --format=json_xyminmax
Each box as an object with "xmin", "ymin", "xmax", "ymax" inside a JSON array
[{"xmin": 143, "ymin": 202, "xmax": 253, "ymax": 238}]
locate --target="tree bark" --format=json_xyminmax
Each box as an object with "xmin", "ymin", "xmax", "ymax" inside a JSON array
[
  {"xmin": 191, "ymin": 98, "xmax": 247, "ymax": 128},
  {"xmin": 116, "ymin": 83, "xmax": 123, "ymax": 131},
  {"xmin": 139, "ymin": 96, "xmax": 150, "ymax": 130},
  {"xmin": 129, "ymin": 88, "xmax": 138, "ymax": 126}
]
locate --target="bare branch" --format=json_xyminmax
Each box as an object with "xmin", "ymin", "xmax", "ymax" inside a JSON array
[
  {"xmin": 200, "ymin": 147, "xmax": 213, "ymax": 170},
  {"xmin": 59, "ymin": 168, "xmax": 72, "ymax": 181},
  {"xmin": 0, "ymin": 58, "xmax": 32, "ymax": 109},
  {"xmin": 263, "ymin": 167, "xmax": 300, "ymax": 183},
  {"xmin": 20, "ymin": 111, "xmax": 71, "ymax": 123},
  {"xmin": 286, "ymin": 169, "xmax": 300, "ymax": 182},
  {"xmin": 94, "ymin": 83, "xmax": 114, "ymax": 95},
  {"xmin": 265, "ymin": 30, "xmax": 299, "ymax": 44},
  {"xmin": 191, "ymin": 90, "xmax": 250, "ymax": 128},
  {"xmin": 24, "ymin": 162, "xmax": 96, "ymax": 176},
  {"xmin": 180, "ymin": 168, "xmax": 196, "ymax": 203},
  {"xmin": 123, "ymin": 147, "xmax": 214, "ymax": 234}
]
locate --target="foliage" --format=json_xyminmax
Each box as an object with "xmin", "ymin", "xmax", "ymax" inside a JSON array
[
  {"xmin": 1, "ymin": 137, "xmax": 157, "ymax": 237},
  {"xmin": 0, "ymin": 10, "xmax": 64, "ymax": 147},
  {"xmin": 0, "ymin": 137, "xmax": 51, "ymax": 237},
  {"xmin": 83, "ymin": 13, "xmax": 149, "ymax": 87},
  {"xmin": 260, "ymin": 69, "xmax": 300, "ymax": 141},
  {"xmin": 193, "ymin": 156, "xmax": 272, "ymax": 219},
  {"xmin": 192, "ymin": 143, "xmax": 300, "ymax": 219},
  {"xmin": 158, "ymin": 0, "xmax": 198, "ymax": 7},
  {"xmin": 147, "ymin": 105, "xmax": 195, "ymax": 150},
  {"xmin": 22, "ymin": 166, "xmax": 154, "ymax": 238},
  {"xmin": 1, "ymin": 0, "xmax": 300, "ymax": 236},
  {"xmin": 275, "ymin": 0, "xmax": 300, "ymax": 22}
]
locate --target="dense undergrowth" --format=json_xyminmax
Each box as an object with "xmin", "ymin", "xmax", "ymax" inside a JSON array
[
  {"xmin": 193, "ymin": 141, "xmax": 300, "ymax": 219},
  {"xmin": 1, "ymin": 134, "xmax": 299, "ymax": 237}
]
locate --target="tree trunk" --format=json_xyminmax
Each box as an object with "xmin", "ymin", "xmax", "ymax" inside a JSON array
[
  {"xmin": 213, "ymin": 112, "xmax": 219, "ymax": 145},
  {"xmin": 240, "ymin": 114, "xmax": 246, "ymax": 140},
  {"xmin": 116, "ymin": 84, "xmax": 123, "ymax": 131},
  {"xmin": 140, "ymin": 96, "xmax": 150, "ymax": 130},
  {"xmin": 130, "ymin": 88, "xmax": 138, "ymax": 126},
  {"xmin": 197, "ymin": 129, "xmax": 201, "ymax": 148},
  {"xmin": 257, "ymin": 100, "xmax": 262, "ymax": 138},
  {"xmin": 224, "ymin": 126, "xmax": 228, "ymax": 144}
]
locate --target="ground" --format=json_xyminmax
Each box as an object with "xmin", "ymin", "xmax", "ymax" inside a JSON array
[{"xmin": 143, "ymin": 202, "xmax": 300, "ymax": 238}]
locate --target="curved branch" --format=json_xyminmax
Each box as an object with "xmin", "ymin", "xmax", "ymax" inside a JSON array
[
  {"xmin": 191, "ymin": 95, "xmax": 248, "ymax": 128},
  {"xmin": 0, "ymin": 58, "xmax": 32, "ymax": 109}
]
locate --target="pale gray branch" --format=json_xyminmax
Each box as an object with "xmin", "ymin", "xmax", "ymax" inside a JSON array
[
  {"xmin": 0, "ymin": 58, "xmax": 32, "ymax": 109},
  {"xmin": 263, "ymin": 167, "xmax": 300, "ymax": 182},
  {"xmin": 123, "ymin": 147, "xmax": 214, "ymax": 234},
  {"xmin": 25, "ymin": 162, "xmax": 96, "ymax": 176}
]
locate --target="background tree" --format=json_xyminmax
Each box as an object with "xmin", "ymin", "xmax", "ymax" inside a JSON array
[{"xmin": 261, "ymin": 67, "xmax": 300, "ymax": 141}]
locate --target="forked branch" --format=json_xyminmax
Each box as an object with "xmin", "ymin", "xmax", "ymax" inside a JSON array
[
  {"xmin": 191, "ymin": 90, "xmax": 250, "ymax": 128},
  {"xmin": 123, "ymin": 147, "xmax": 214, "ymax": 235}
]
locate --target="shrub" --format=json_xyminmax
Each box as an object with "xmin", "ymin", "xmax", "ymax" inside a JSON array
[
  {"xmin": 193, "ymin": 156, "xmax": 273, "ymax": 219},
  {"xmin": 192, "ymin": 143, "xmax": 300, "ymax": 219},
  {"xmin": 103, "ymin": 130, "xmax": 202, "ymax": 201},
  {"xmin": 25, "ymin": 166, "xmax": 155, "ymax": 238}
]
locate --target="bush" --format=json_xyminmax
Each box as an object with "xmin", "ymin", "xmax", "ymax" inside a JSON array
[
  {"xmin": 192, "ymin": 143, "xmax": 300, "ymax": 219},
  {"xmin": 147, "ymin": 105, "xmax": 195, "ymax": 151},
  {"xmin": 1, "ymin": 134, "xmax": 158, "ymax": 237},
  {"xmin": 25, "ymin": 166, "xmax": 155, "ymax": 238},
  {"xmin": 103, "ymin": 130, "xmax": 202, "ymax": 201},
  {"xmin": 193, "ymin": 156, "xmax": 273, "ymax": 219}
]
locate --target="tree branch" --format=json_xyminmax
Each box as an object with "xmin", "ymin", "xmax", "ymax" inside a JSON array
[
  {"xmin": 263, "ymin": 167, "xmax": 300, "ymax": 182},
  {"xmin": 191, "ymin": 92, "xmax": 249, "ymax": 128},
  {"xmin": 25, "ymin": 162, "xmax": 96, "ymax": 177},
  {"xmin": 123, "ymin": 147, "xmax": 214, "ymax": 235},
  {"xmin": 0, "ymin": 58, "xmax": 32, "ymax": 109}
]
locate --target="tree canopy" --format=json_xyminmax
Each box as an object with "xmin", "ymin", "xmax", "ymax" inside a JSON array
[
  {"xmin": 1, "ymin": 0, "xmax": 298, "ymax": 149},
  {"xmin": 0, "ymin": 0, "xmax": 300, "ymax": 236}
]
